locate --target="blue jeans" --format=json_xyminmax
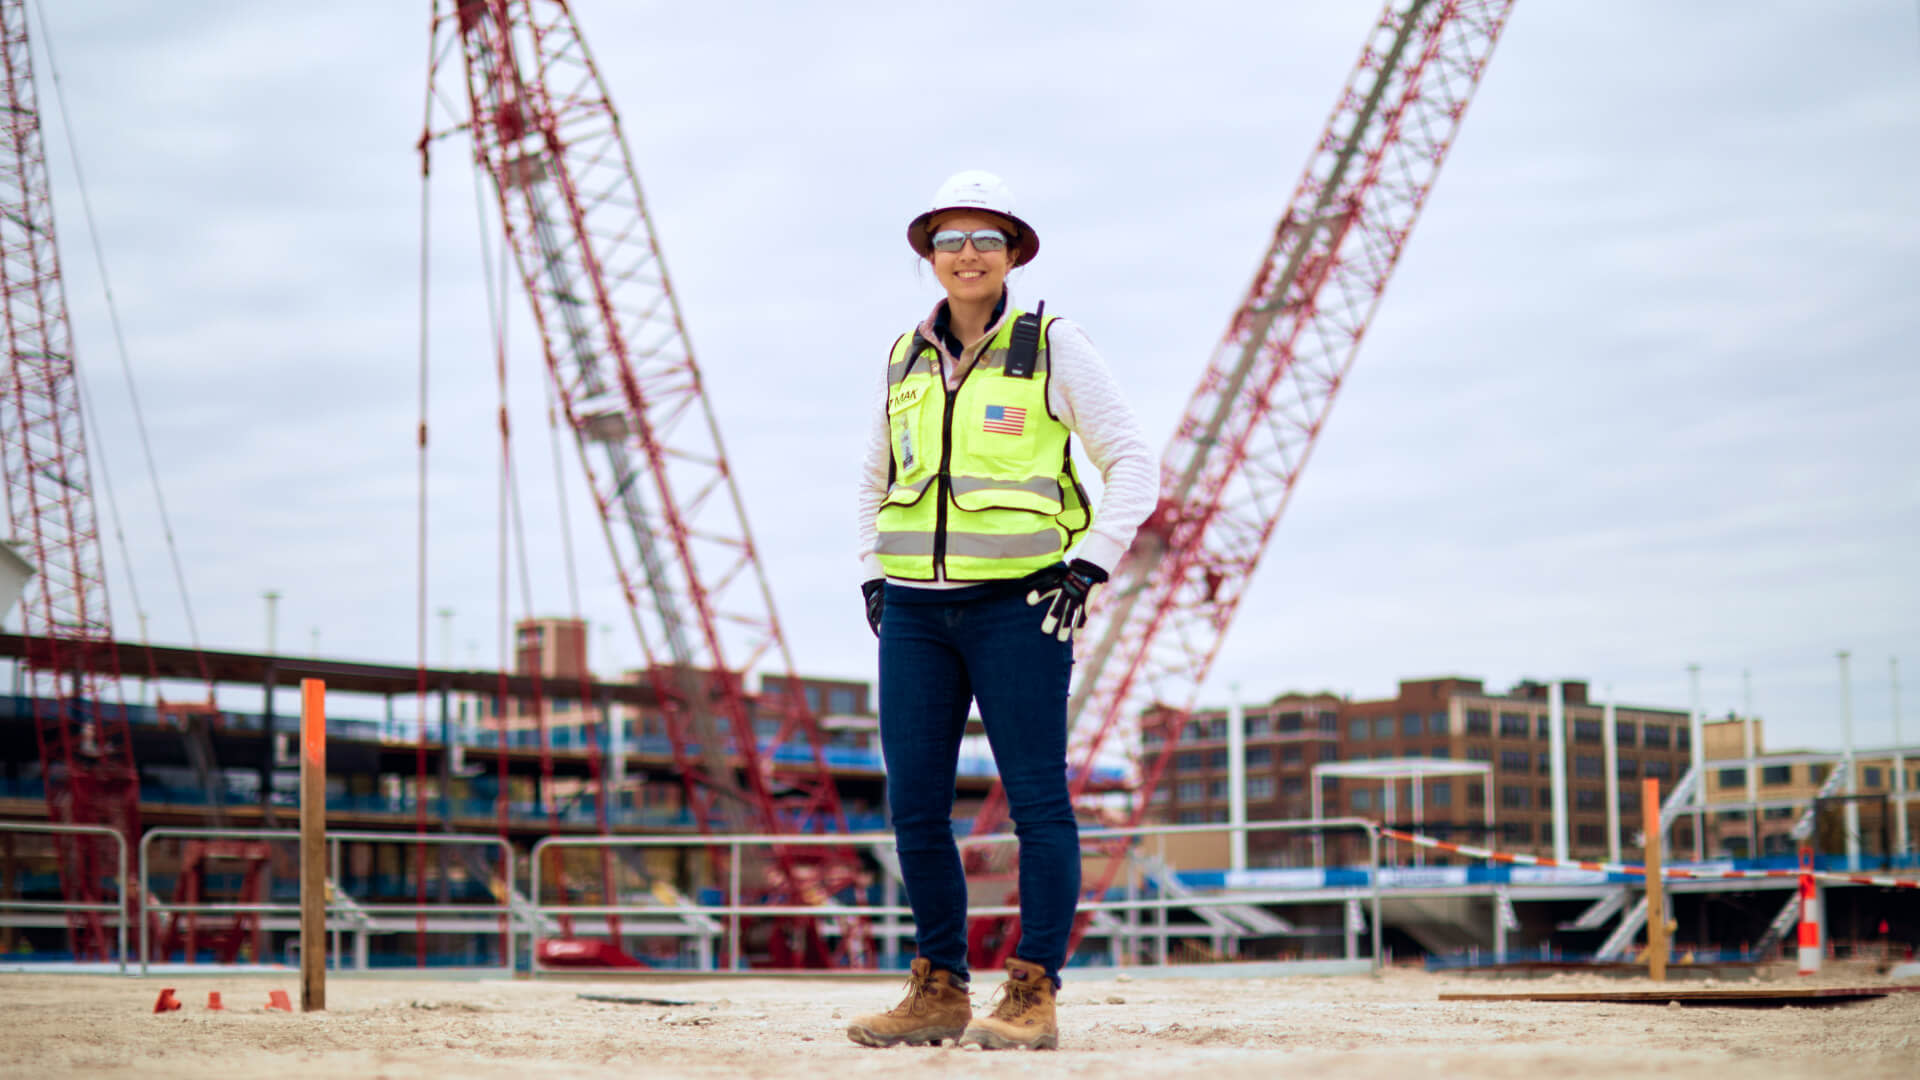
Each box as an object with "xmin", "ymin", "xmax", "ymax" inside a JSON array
[{"xmin": 878, "ymin": 577, "xmax": 1080, "ymax": 986}]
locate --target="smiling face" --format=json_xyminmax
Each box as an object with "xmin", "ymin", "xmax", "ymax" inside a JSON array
[{"xmin": 927, "ymin": 210, "xmax": 1019, "ymax": 308}]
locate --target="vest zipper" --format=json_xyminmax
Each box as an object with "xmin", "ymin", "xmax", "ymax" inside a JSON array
[{"xmin": 933, "ymin": 376, "xmax": 958, "ymax": 579}]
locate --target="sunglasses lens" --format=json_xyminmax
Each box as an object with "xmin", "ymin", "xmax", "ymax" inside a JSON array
[{"xmin": 929, "ymin": 229, "xmax": 1011, "ymax": 253}]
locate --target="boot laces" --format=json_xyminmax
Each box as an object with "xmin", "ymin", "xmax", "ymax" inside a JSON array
[
  {"xmin": 987, "ymin": 977, "xmax": 1042, "ymax": 1020},
  {"xmin": 890, "ymin": 970, "xmax": 937, "ymax": 1017}
]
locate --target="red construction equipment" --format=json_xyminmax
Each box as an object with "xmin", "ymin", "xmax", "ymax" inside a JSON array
[
  {"xmin": 966, "ymin": 0, "xmax": 1521, "ymax": 967},
  {"xmin": 422, "ymin": 0, "xmax": 856, "ymax": 963},
  {"xmin": 155, "ymin": 840, "xmax": 274, "ymax": 964},
  {"xmin": 0, "ymin": 0, "xmax": 141, "ymax": 961}
]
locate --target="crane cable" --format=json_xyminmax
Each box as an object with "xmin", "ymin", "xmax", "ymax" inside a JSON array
[{"xmin": 28, "ymin": 0, "xmax": 209, "ymax": 693}]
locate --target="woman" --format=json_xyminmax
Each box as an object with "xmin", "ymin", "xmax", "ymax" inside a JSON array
[{"xmin": 846, "ymin": 171, "xmax": 1159, "ymax": 1051}]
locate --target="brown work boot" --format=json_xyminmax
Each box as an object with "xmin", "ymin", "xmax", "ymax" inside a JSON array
[
  {"xmin": 957, "ymin": 958, "xmax": 1058, "ymax": 1050},
  {"xmin": 844, "ymin": 957, "xmax": 972, "ymax": 1047}
]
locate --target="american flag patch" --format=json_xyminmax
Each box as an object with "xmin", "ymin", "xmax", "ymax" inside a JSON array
[{"xmin": 982, "ymin": 404, "xmax": 1027, "ymax": 435}]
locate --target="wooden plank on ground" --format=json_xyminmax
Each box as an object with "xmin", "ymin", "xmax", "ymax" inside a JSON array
[{"xmin": 1439, "ymin": 986, "xmax": 1920, "ymax": 1006}]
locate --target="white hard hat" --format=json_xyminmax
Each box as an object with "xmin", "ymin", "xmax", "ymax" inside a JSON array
[{"xmin": 906, "ymin": 170, "xmax": 1039, "ymax": 267}]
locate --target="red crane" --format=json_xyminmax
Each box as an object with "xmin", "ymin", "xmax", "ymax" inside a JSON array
[
  {"xmin": 967, "ymin": 0, "xmax": 1519, "ymax": 966},
  {"xmin": 0, "ymin": 0, "xmax": 140, "ymax": 960},
  {"xmin": 424, "ymin": 0, "xmax": 856, "ymax": 962}
]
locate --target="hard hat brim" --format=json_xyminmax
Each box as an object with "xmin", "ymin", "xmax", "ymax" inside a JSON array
[{"xmin": 907, "ymin": 207, "xmax": 1039, "ymax": 267}]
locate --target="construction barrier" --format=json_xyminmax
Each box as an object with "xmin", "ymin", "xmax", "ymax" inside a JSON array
[
  {"xmin": 1797, "ymin": 850, "xmax": 1822, "ymax": 975},
  {"xmin": 1377, "ymin": 828, "xmax": 1920, "ymax": 889}
]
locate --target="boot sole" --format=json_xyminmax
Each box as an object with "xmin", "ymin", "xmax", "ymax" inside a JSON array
[
  {"xmin": 957, "ymin": 1028, "xmax": 1058, "ymax": 1051},
  {"xmin": 845, "ymin": 1023, "xmax": 967, "ymax": 1048}
]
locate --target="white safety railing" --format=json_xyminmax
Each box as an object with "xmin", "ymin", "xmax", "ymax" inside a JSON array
[
  {"xmin": 529, "ymin": 818, "xmax": 1383, "ymax": 977},
  {"xmin": 137, "ymin": 827, "xmax": 515, "ymax": 975},
  {"xmin": 0, "ymin": 821, "xmax": 129, "ymax": 973}
]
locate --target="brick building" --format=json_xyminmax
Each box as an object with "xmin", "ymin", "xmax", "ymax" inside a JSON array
[
  {"xmin": 1145, "ymin": 676, "xmax": 1696, "ymax": 865},
  {"xmin": 1699, "ymin": 716, "xmax": 1919, "ymax": 858}
]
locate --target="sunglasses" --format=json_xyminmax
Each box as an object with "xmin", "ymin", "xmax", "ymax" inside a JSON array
[{"xmin": 929, "ymin": 228, "xmax": 1012, "ymax": 254}]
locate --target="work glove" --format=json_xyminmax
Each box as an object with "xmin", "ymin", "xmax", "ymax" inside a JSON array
[
  {"xmin": 861, "ymin": 579, "xmax": 885, "ymax": 637},
  {"xmin": 1025, "ymin": 559, "xmax": 1107, "ymax": 642}
]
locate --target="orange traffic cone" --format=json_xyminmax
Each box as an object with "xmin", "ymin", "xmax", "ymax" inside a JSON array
[
  {"xmin": 153, "ymin": 988, "xmax": 182, "ymax": 1013},
  {"xmin": 207, "ymin": 992, "xmax": 224, "ymax": 1011},
  {"xmin": 267, "ymin": 989, "xmax": 293, "ymax": 1012}
]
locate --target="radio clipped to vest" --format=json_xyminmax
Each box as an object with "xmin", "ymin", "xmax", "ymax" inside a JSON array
[{"xmin": 1004, "ymin": 300, "xmax": 1044, "ymax": 379}]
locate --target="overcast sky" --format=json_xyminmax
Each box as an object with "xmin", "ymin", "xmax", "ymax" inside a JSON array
[{"xmin": 12, "ymin": 0, "xmax": 1917, "ymax": 756}]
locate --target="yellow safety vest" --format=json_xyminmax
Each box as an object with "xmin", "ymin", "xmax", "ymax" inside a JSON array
[{"xmin": 875, "ymin": 310, "xmax": 1090, "ymax": 581}]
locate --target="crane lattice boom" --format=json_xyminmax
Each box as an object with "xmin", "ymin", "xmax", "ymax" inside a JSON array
[
  {"xmin": 965, "ymin": 0, "xmax": 1518, "ymax": 964},
  {"xmin": 0, "ymin": 0, "xmax": 139, "ymax": 960},
  {"xmin": 427, "ymin": 0, "xmax": 854, "ymax": 959}
]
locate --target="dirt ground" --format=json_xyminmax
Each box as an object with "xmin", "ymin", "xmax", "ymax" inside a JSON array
[{"xmin": 3, "ymin": 963, "xmax": 1917, "ymax": 1079}]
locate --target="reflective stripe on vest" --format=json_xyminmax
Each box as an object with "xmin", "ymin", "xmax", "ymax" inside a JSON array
[{"xmin": 874, "ymin": 309, "xmax": 1091, "ymax": 582}]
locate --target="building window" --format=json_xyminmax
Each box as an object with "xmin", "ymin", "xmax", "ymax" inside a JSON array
[
  {"xmin": 1247, "ymin": 715, "xmax": 1272, "ymax": 737},
  {"xmin": 1761, "ymin": 765, "xmax": 1792, "ymax": 785},
  {"xmin": 1143, "ymin": 730, "xmax": 1165, "ymax": 747},
  {"xmin": 1617, "ymin": 757, "xmax": 1639, "ymax": 778},
  {"xmin": 1176, "ymin": 781, "xmax": 1205, "ymax": 802},
  {"xmin": 1178, "ymin": 722, "xmax": 1201, "ymax": 744},
  {"xmin": 1537, "ymin": 715, "xmax": 1552, "ymax": 739},
  {"xmin": 1281, "ymin": 776, "xmax": 1304, "ymax": 795},
  {"xmin": 1576, "ymin": 824, "xmax": 1605, "ymax": 846},
  {"xmin": 1499, "ymin": 750, "xmax": 1530, "ymax": 773},
  {"xmin": 1246, "ymin": 747, "xmax": 1273, "ymax": 767},
  {"xmin": 1538, "ymin": 753, "xmax": 1553, "ymax": 776},
  {"xmin": 1282, "ymin": 746, "xmax": 1303, "ymax": 765},
  {"xmin": 1676, "ymin": 726, "xmax": 1690, "ymax": 750},
  {"xmin": 1501, "ymin": 785, "xmax": 1531, "ymax": 809},
  {"xmin": 1178, "ymin": 810, "xmax": 1205, "ymax": 824},
  {"xmin": 1176, "ymin": 752, "xmax": 1204, "ymax": 772},
  {"xmin": 1208, "ymin": 779, "xmax": 1227, "ymax": 800},
  {"xmin": 1575, "ymin": 788, "xmax": 1602, "ymax": 810},
  {"xmin": 1465, "ymin": 709, "xmax": 1492, "ymax": 735},
  {"xmin": 1502, "ymin": 822, "xmax": 1531, "ymax": 843},
  {"xmin": 1466, "ymin": 745, "xmax": 1492, "ymax": 762},
  {"xmin": 1863, "ymin": 767, "xmax": 1882, "ymax": 788},
  {"xmin": 1277, "ymin": 711, "xmax": 1303, "ymax": 733},
  {"xmin": 1499, "ymin": 712, "xmax": 1529, "ymax": 738},
  {"xmin": 1150, "ymin": 786, "xmax": 1171, "ymax": 804},
  {"xmin": 1319, "ymin": 743, "xmax": 1340, "ymax": 763},
  {"xmin": 1467, "ymin": 782, "xmax": 1485, "ymax": 807},
  {"xmin": 1574, "ymin": 755, "xmax": 1603, "ymax": 779},
  {"xmin": 1429, "ymin": 746, "xmax": 1450, "ymax": 759},
  {"xmin": 1374, "ymin": 716, "xmax": 1396, "ymax": 739},
  {"xmin": 1615, "ymin": 721, "xmax": 1637, "ymax": 747},
  {"xmin": 1718, "ymin": 767, "xmax": 1746, "ymax": 788},
  {"xmin": 1401, "ymin": 713, "xmax": 1422, "ymax": 737},
  {"xmin": 1645, "ymin": 759, "xmax": 1672, "ymax": 780},
  {"xmin": 1208, "ymin": 748, "xmax": 1229, "ymax": 769},
  {"xmin": 1643, "ymin": 725, "xmax": 1670, "ymax": 749},
  {"xmin": 804, "ymin": 686, "xmax": 823, "ymax": 712},
  {"xmin": 1809, "ymin": 764, "xmax": 1830, "ymax": 785},
  {"xmin": 827, "ymin": 687, "xmax": 860, "ymax": 715},
  {"xmin": 1351, "ymin": 789, "xmax": 1373, "ymax": 811},
  {"xmin": 1429, "ymin": 712, "xmax": 1449, "ymax": 732},
  {"xmin": 1349, "ymin": 718, "xmax": 1370, "ymax": 741},
  {"xmin": 1430, "ymin": 781, "xmax": 1452, "ymax": 807},
  {"xmin": 1763, "ymin": 806, "xmax": 1795, "ymax": 821},
  {"xmin": 1620, "ymin": 788, "xmax": 1641, "ymax": 812},
  {"xmin": 1247, "ymin": 776, "xmax": 1274, "ymax": 800},
  {"xmin": 1318, "ymin": 711, "xmax": 1340, "ymax": 733},
  {"xmin": 1573, "ymin": 719, "xmax": 1602, "ymax": 743}
]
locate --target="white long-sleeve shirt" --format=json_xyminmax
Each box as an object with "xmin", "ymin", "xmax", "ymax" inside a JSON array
[{"xmin": 856, "ymin": 298, "xmax": 1160, "ymax": 587}]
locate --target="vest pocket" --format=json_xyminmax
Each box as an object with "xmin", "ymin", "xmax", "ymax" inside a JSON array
[{"xmin": 948, "ymin": 474, "xmax": 1063, "ymax": 515}]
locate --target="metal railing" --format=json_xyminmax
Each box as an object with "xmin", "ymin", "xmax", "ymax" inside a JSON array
[
  {"xmin": 0, "ymin": 821, "xmax": 129, "ymax": 973},
  {"xmin": 137, "ymin": 827, "xmax": 515, "ymax": 975},
  {"xmin": 529, "ymin": 817, "xmax": 1382, "ymax": 976}
]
